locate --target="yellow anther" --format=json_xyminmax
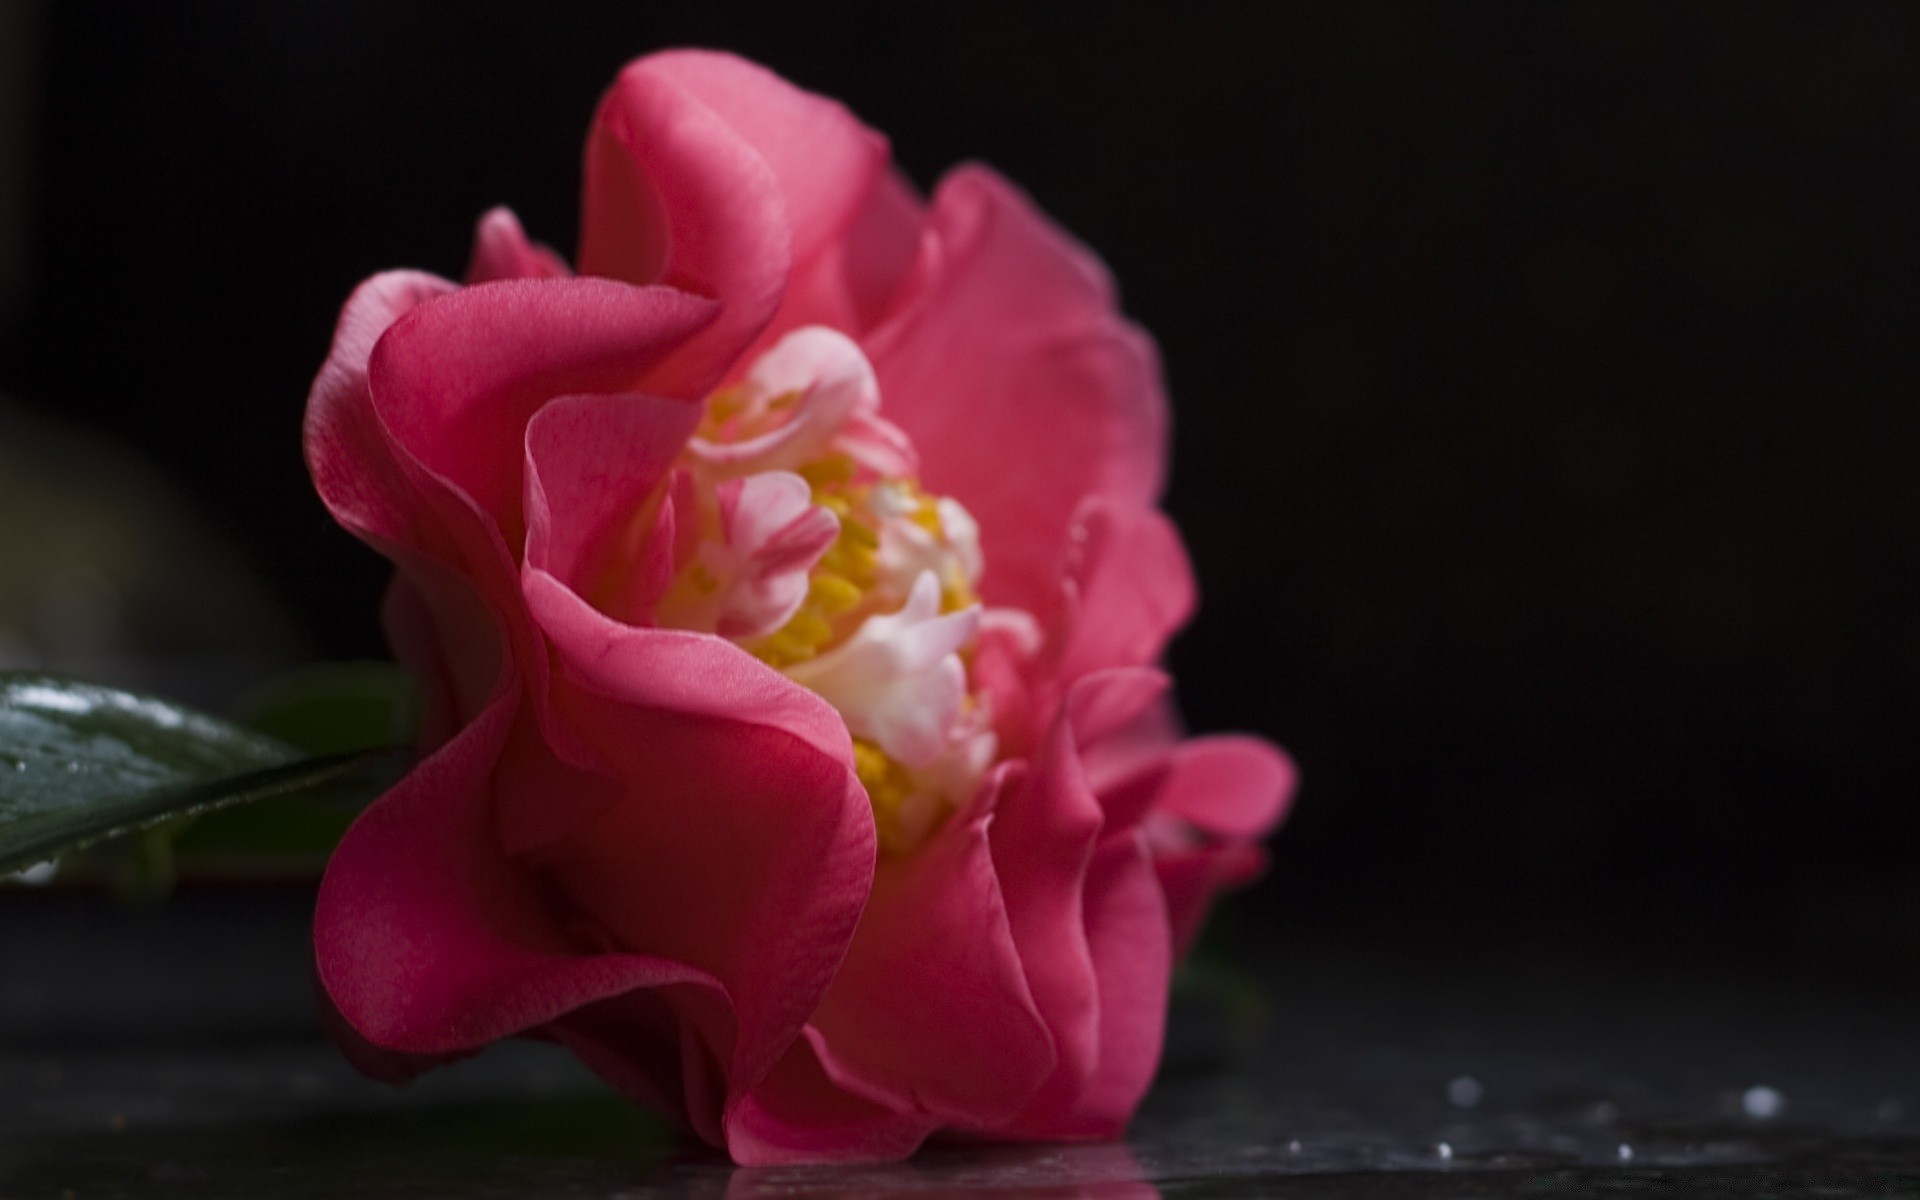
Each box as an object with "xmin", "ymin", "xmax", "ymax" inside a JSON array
[
  {"xmin": 820, "ymin": 540, "xmax": 877, "ymax": 582},
  {"xmin": 941, "ymin": 580, "xmax": 975, "ymax": 613},
  {"xmin": 755, "ymin": 629, "xmax": 813, "ymax": 666},
  {"xmin": 706, "ymin": 386, "xmax": 748, "ymax": 424},
  {"xmin": 840, "ymin": 518, "xmax": 879, "ymax": 550},
  {"xmin": 784, "ymin": 609, "xmax": 834, "ymax": 648},
  {"xmin": 799, "ymin": 454, "xmax": 856, "ymax": 489},
  {"xmin": 809, "ymin": 573, "xmax": 863, "ymax": 615},
  {"xmin": 852, "ymin": 737, "xmax": 931, "ymax": 855},
  {"xmin": 911, "ymin": 498, "xmax": 942, "ymax": 535}
]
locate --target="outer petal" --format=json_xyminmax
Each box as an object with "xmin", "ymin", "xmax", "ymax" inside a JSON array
[
  {"xmin": 522, "ymin": 391, "xmax": 703, "ymax": 600},
  {"xmin": 466, "ymin": 206, "xmax": 572, "ymax": 284},
  {"xmin": 805, "ymin": 764, "xmax": 1054, "ymax": 1128},
  {"xmin": 1155, "ymin": 842, "xmax": 1267, "ymax": 957},
  {"xmin": 314, "ymin": 686, "xmax": 725, "ymax": 1067},
  {"xmin": 367, "ymin": 277, "xmax": 717, "ymax": 539},
  {"xmin": 1154, "ymin": 735, "xmax": 1298, "ymax": 840},
  {"xmin": 523, "ymin": 571, "xmax": 876, "ymax": 1117},
  {"xmin": 1055, "ymin": 499, "xmax": 1197, "ymax": 684},
  {"xmin": 784, "ymin": 167, "xmax": 926, "ymax": 336},
  {"xmin": 727, "ymin": 1029, "xmax": 940, "ymax": 1165},
  {"xmin": 865, "ymin": 166, "xmax": 1168, "ymax": 619},
  {"xmin": 1042, "ymin": 830, "xmax": 1172, "ymax": 1137},
  {"xmin": 989, "ymin": 669, "xmax": 1167, "ymax": 1134},
  {"xmin": 630, "ymin": 51, "xmax": 889, "ymax": 273},
  {"xmin": 305, "ymin": 270, "xmax": 542, "ymax": 739},
  {"xmin": 303, "ymin": 270, "xmax": 459, "ymax": 550},
  {"xmin": 580, "ymin": 51, "xmax": 887, "ymax": 394}
]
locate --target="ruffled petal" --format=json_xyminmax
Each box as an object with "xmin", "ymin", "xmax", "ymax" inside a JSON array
[
  {"xmin": 1047, "ymin": 830, "xmax": 1171, "ymax": 1136},
  {"xmin": 304, "ymin": 270, "xmax": 460, "ymax": 549},
  {"xmin": 782, "ymin": 167, "xmax": 926, "ymax": 337},
  {"xmin": 466, "ymin": 207, "xmax": 572, "ymax": 284},
  {"xmin": 865, "ymin": 166, "xmax": 1168, "ymax": 620},
  {"xmin": 366, "ymin": 277, "xmax": 717, "ymax": 540},
  {"xmin": 726, "ymin": 1029, "xmax": 940, "ymax": 1165},
  {"xmin": 522, "ymin": 571, "xmax": 875, "ymax": 1113},
  {"xmin": 806, "ymin": 766, "xmax": 1055, "ymax": 1128},
  {"xmin": 582, "ymin": 50, "xmax": 885, "ymax": 394},
  {"xmin": 314, "ymin": 688, "xmax": 725, "ymax": 1065},
  {"xmin": 987, "ymin": 668, "xmax": 1166, "ymax": 1132},
  {"xmin": 1154, "ymin": 734, "xmax": 1298, "ymax": 840},
  {"xmin": 521, "ymin": 391, "xmax": 703, "ymax": 602},
  {"xmin": 630, "ymin": 51, "xmax": 889, "ymax": 270},
  {"xmin": 710, "ymin": 472, "xmax": 841, "ymax": 639},
  {"xmin": 1055, "ymin": 499, "xmax": 1196, "ymax": 683},
  {"xmin": 1155, "ymin": 842, "xmax": 1266, "ymax": 957}
]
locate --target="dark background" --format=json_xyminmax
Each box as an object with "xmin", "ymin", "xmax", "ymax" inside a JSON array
[{"xmin": 3, "ymin": 2, "xmax": 1917, "ymax": 979}]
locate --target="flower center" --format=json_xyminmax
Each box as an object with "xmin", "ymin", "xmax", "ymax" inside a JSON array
[{"xmin": 650, "ymin": 327, "xmax": 999, "ymax": 854}]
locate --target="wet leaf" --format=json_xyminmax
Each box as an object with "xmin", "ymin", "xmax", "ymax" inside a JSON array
[{"xmin": 0, "ymin": 673, "xmax": 398, "ymax": 875}]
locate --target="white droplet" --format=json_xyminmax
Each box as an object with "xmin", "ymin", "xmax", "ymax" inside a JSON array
[
  {"xmin": 1435, "ymin": 1141, "xmax": 1454, "ymax": 1162},
  {"xmin": 1742, "ymin": 1085, "xmax": 1785, "ymax": 1119},
  {"xmin": 1617, "ymin": 1143, "xmax": 1634, "ymax": 1162},
  {"xmin": 1446, "ymin": 1075, "xmax": 1484, "ymax": 1108},
  {"xmin": 6, "ymin": 861, "xmax": 57, "ymax": 886},
  {"xmin": 1287, "ymin": 1139, "xmax": 1302, "ymax": 1155}
]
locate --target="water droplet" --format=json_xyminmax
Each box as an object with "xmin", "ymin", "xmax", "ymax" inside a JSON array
[
  {"xmin": 1592, "ymin": 1100, "xmax": 1620, "ymax": 1125},
  {"xmin": 1742, "ymin": 1084, "xmax": 1785, "ymax": 1120},
  {"xmin": 1617, "ymin": 1143, "xmax": 1634, "ymax": 1162},
  {"xmin": 1435, "ymin": 1141, "xmax": 1454, "ymax": 1162},
  {"xmin": 1446, "ymin": 1075, "xmax": 1484, "ymax": 1108},
  {"xmin": 1287, "ymin": 1139, "xmax": 1302, "ymax": 1155}
]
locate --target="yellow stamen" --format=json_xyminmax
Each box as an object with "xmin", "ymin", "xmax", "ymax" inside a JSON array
[
  {"xmin": 852, "ymin": 737, "xmax": 937, "ymax": 855},
  {"xmin": 809, "ymin": 573, "xmax": 863, "ymax": 615}
]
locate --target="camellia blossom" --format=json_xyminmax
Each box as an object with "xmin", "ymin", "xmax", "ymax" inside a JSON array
[{"xmin": 305, "ymin": 50, "xmax": 1295, "ymax": 1164}]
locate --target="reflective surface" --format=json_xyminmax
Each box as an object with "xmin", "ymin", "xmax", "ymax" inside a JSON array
[{"xmin": 3, "ymin": 889, "xmax": 1917, "ymax": 1197}]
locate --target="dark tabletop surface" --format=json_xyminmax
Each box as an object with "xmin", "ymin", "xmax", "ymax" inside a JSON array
[{"xmin": 2, "ymin": 887, "xmax": 1917, "ymax": 1199}]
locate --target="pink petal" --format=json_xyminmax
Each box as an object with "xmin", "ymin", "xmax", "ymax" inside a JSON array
[
  {"xmin": 366, "ymin": 277, "xmax": 716, "ymax": 542},
  {"xmin": 304, "ymin": 270, "xmax": 458, "ymax": 549},
  {"xmin": 691, "ymin": 326, "xmax": 884, "ymax": 475},
  {"xmin": 1154, "ymin": 735, "xmax": 1298, "ymax": 840},
  {"xmin": 522, "ymin": 568, "xmax": 856, "ymax": 766},
  {"xmin": 1056, "ymin": 498, "xmax": 1196, "ymax": 683},
  {"xmin": 726, "ymin": 1029, "xmax": 940, "ymax": 1165},
  {"xmin": 1047, "ymin": 830, "xmax": 1172, "ymax": 1137},
  {"xmin": 583, "ymin": 50, "xmax": 888, "ymax": 395},
  {"xmin": 632, "ymin": 51, "xmax": 889, "ymax": 272},
  {"xmin": 1155, "ymin": 842, "xmax": 1266, "ymax": 957},
  {"xmin": 806, "ymin": 766, "xmax": 1055, "ymax": 1127},
  {"xmin": 522, "ymin": 571, "xmax": 876, "ymax": 1107},
  {"xmin": 986, "ymin": 669, "xmax": 1166, "ymax": 1131},
  {"xmin": 306, "ymin": 271, "xmax": 548, "ymax": 741},
  {"xmin": 865, "ymin": 166, "xmax": 1168, "ymax": 620},
  {"xmin": 314, "ymin": 687, "xmax": 725, "ymax": 1064},
  {"xmin": 521, "ymin": 391, "xmax": 703, "ymax": 601},
  {"xmin": 545, "ymin": 988, "xmax": 737, "ymax": 1147},
  {"xmin": 712, "ymin": 472, "xmax": 840, "ymax": 639},
  {"xmin": 780, "ymin": 167, "xmax": 926, "ymax": 337},
  {"xmin": 466, "ymin": 207, "xmax": 572, "ymax": 284}
]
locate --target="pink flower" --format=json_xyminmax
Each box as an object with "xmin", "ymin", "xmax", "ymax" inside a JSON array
[{"xmin": 305, "ymin": 50, "xmax": 1294, "ymax": 1164}]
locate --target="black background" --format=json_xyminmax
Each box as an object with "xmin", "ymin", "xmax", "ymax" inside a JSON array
[{"xmin": 4, "ymin": 2, "xmax": 1918, "ymax": 979}]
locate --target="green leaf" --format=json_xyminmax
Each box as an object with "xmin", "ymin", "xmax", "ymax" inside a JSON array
[
  {"xmin": 230, "ymin": 660, "xmax": 421, "ymax": 756},
  {"xmin": 0, "ymin": 673, "xmax": 399, "ymax": 875}
]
